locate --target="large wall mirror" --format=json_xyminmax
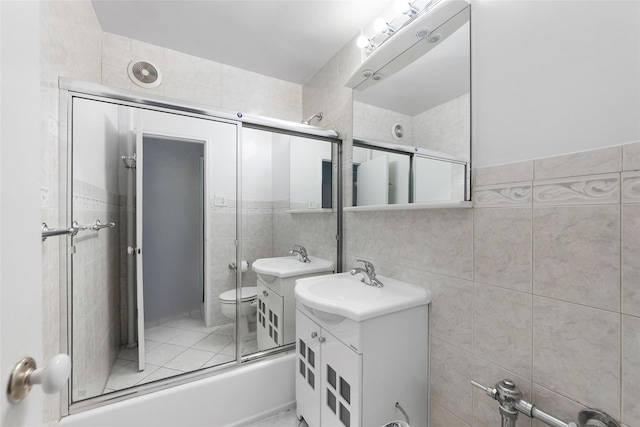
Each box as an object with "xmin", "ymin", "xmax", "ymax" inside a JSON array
[
  {"xmin": 350, "ymin": 4, "xmax": 471, "ymax": 206},
  {"xmin": 65, "ymin": 84, "xmax": 340, "ymax": 405}
]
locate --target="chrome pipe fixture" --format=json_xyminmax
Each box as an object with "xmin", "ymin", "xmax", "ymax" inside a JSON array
[
  {"xmin": 471, "ymin": 379, "xmax": 620, "ymax": 427},
  {"xmin": 41, "ymin": 219, "xmax": 116, "ymax": 241},
  {"xmin": 302, "ymin": 112, "xmax": 323, "ymax": 125},
  {"xmin": 41, "ymin": 221, "xmax": 81, "ymax": 241}
]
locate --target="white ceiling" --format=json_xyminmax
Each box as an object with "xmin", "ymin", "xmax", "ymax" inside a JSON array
[{"xmin": 91, "ymin": 0, "xmax": 392, "ymax": 85}]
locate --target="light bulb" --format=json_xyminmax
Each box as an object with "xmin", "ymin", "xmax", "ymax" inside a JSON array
[
  {"xmin": 373, "ymin": 18, "xmax": 388, "ymax": 33},
  {"xmin": 394, "ymin": 0, "xmax": 410, "ymax": 14},
  {"xmin": 394, "ymin": 0, "xmax": 417, "ymax": 15},
  {"xmin": 356, "ymin": 35, "xmax": 370, "ymax": 49}
]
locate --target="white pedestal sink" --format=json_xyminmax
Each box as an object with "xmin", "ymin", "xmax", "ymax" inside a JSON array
[
  {"xmin": 294, "ymin": 272, "xmax": 431, "ymax": 427},
  {"xmin": 251, "ymin": 255, "xmax": 334, "ymax": 351}
]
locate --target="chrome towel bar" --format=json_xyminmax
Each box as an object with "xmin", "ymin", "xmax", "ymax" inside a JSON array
[
  {"xmin": 41, "ymin": 219, "xmax": 116, "ymax": 241},
  {"xmin": 89, "ymin": 219, "xmax": 116, "ymax": 231}
]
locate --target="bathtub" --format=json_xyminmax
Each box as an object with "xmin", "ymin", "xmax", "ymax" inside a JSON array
[{"xmin": 59, "ymin": 353, "xmax": 296, "ymax": 427}]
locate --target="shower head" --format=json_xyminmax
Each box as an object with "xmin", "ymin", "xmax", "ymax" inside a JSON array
[{"xmin": 302, "ymin": 112, "xmax": 323, "ymax": 125}]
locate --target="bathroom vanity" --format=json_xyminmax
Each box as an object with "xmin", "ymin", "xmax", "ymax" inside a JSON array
[
  {"xmin": 294, "ymin": 273, "xmax": 431, "ymax": 427},
  {"xmin": 252, "ymin": 255, "xmax": 334, "ymax": 351}
]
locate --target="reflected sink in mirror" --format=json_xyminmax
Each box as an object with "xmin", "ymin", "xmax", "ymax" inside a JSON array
[
  {"xmin": 252, "ymin": 255, "xmax": 335, "ymax": 279},
  {"xmin": 294, "ymin": 272, "xmax": 430, "ymax": 322},
  {"xmin": 252, "ymin": 254, "xmax": 335, "ymax": 352}
]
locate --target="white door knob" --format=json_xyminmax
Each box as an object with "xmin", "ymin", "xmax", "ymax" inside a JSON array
[
  {"xmin": 7, "ymin": 353, "xmax": 71, "ymax": 403},
  {"xmin": 30, "ymin": 354, "xmax": 71, "ymax": 394}
]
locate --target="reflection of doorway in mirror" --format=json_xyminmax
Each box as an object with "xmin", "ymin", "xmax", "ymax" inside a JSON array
[
  {"xmin": 138, "ymin": 135, "xmax": 206, "ymax": 369},
  {"xmin": 103, "ymin": 133, "xmax": 243, "ymax": 393},
  {"xmin": 321, "ymin": 160, "xmax": 332, "ymax": 209}
]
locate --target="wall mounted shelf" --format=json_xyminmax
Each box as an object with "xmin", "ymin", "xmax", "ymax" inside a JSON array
[{"xmin": 344, "ymin": 201, "xmax": 472, "ymax": 212}]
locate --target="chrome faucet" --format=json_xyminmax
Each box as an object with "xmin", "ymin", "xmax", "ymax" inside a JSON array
[
  {"xmin": 350, "ymin": 260, "xmax": 384, "ymax": 287},
  {"xmin": 290, "ymin": 245, "xmax": 310, "ymax": 263}
]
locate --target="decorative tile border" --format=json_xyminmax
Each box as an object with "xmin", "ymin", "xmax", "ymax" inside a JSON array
[
  {"xmin": 72, "ymin": 194, "xmax": 119, "ymax": 211},
  {"xmin": 622, "ymin": 171, "xmax": 640, "ymax": 203},
  {"xmin": 533, "ymin": 173, "xmax": 619, "ymax": 206},
  {"xmin": 473, "ymin": 182, "xmax": 532, "ymax": 208}
]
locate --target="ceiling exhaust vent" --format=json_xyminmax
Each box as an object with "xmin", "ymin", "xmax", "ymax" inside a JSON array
[{"xmin": 127, "ymin": 60, "xmax": 162, "ymax": 88}]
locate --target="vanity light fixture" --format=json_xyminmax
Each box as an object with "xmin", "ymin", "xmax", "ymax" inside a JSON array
[
  {"xmin": 373, "ymin": 18, "xmax": 396, "ymax": 34},
  {"xmin": 357, "ymin": 0, "xmax": 440, "ymax": 56},
  {"xmin": 356, "ymin": 34, "xmax": 379, "ymax": 54},
  {"xmin": 356, "ymin": 34, "xmax": 371, "ymax": 48},
  {"xmin": 395, "ymin": 0, "xmax": 419, "ymax": 16}
]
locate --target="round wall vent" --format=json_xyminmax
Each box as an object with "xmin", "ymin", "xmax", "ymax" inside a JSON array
[
  {"xmin": 392, "ymin": 123, "xmax": 405, "ymax": 140},
  {"xmin": 127, "ymin": 60, "xmax": 162, "ymax": 88}
]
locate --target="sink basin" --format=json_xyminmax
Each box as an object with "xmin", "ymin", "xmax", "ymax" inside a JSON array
[
  {"xmin": 295, "ymin": 272, "xmax": 430, "ymax": 322},
  {"xmin": 252, "ymin": 255, "xmax": 335, "ymax": 278}
]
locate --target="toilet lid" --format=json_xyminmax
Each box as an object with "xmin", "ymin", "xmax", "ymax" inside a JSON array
[{"xmin": 219, "ymin": 287, "xmax": 257, "ymax": 303}]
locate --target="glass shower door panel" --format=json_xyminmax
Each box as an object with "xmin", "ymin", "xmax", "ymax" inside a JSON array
[{"xmin": 70, "ymin": 96, "xmax": 240, "ymax": 402}]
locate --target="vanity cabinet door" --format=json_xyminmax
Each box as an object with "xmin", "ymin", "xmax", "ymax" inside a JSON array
[
  {"xmin": 257, "ymin": 282, "xmax": 283, "ymax": 350},
  {"xmin": 296, "ymin": 309, "xmax": 321, "ymax": 426},
  {"xmin": 296, "ymin": 309, "xmax": 363, "ymax": 427},
  {"xmin": 320, "ymin": 331, "xmax": 362, "ymax": 427}
]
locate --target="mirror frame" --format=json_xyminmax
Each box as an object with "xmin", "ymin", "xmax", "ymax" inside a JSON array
[
  {"xmin": 353, "ymin": 137, "xmax": 470, "ymax": 205},
  {"xmin": 58, "ymin": 78, "xmax": 343, "ymax": 414},
  {"xmin": 350, "ymin": 4, "xmax": 472, "ymax": 209}
]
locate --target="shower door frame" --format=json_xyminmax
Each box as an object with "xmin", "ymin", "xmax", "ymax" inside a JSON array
[{"xmin": 59, "ymin": 78, "xmax": 343, "ymax": 415}]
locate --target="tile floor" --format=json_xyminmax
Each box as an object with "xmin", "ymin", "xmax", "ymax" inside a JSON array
[{"xmin": 104, "ymin": 316, "xmax": 257, "ymax": 393}]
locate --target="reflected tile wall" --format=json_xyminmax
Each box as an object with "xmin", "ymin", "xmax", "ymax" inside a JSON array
[
  {"xmin": 71, "ymin": 180, "xmax": 121, "ymax": 401},
  {"xmin": 343, "ymin": 142, "xmax": 640, "ymax": 426},
  {"xmin": 352, "ymin": 101, "xmax": 413, "ymax": 143},
  {"xmin": 413, "ymin": 92, "xmax": 470, "ymax": 161}
]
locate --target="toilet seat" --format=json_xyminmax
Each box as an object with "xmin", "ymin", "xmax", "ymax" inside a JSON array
[{"xmin": 219, "ymin": 287, "xmax": 257, "ymax": 303}]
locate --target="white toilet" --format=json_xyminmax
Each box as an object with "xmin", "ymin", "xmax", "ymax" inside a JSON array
[{"xmin": 218, "ymin": 287, "xmax": 258, "ymax": 339}]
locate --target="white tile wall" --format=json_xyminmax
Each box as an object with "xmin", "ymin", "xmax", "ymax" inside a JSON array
[{"xmin": 341, "ymin": 141, "xmax": 640, "ymax": 427}]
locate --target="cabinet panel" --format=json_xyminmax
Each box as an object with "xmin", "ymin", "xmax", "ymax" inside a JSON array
[
  {"xmin": 321, "ymin": 331, "xmax": 362, "ymax": 427},
  {"xmin": 296, "ymin": 309, "xmax": 362, "ymax": 427},
  {"xmin": 296, "ymin": 310, "xmax": 321, "ymax": 427},
  {"xmin": 257, "ymin": 282, "xmax": 283, "ymax": 350}
]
